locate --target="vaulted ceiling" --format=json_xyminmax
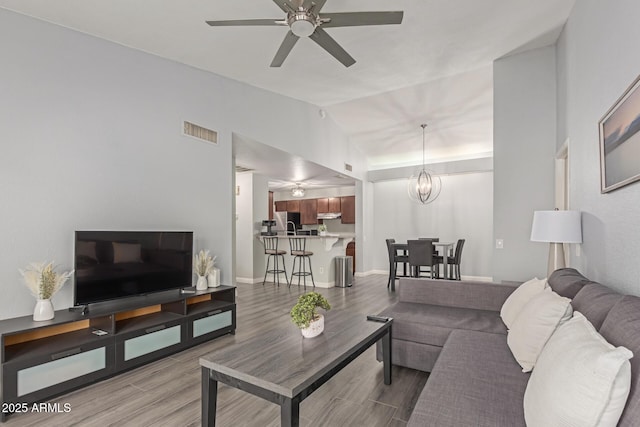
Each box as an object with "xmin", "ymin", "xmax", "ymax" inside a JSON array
[{"xmin": 1, "ymin": 0, "xmax": 575, "ymax": 172}]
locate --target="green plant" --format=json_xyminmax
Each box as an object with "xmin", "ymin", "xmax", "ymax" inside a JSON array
[
  {"xmin": 317, "ymin": 224, "xmax": 327, "ymax": 232},
  {"xmin": 290, "ymin": 292, "xmax": 331, "ymax": 329}
]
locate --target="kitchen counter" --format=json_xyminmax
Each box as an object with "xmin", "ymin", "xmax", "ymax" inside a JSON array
[{"xmin": 259, "ymin": 234, "xmax": 355, "ymax": 287}]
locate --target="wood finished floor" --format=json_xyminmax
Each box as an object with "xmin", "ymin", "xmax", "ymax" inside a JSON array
[{"xmin": 5, "ymin": 275, "xmax": 428, "ymax": 427}]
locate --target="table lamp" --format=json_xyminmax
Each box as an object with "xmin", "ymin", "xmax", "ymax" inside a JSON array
[{"xmin": 530, "ymin": 210, "xmax": 582, "ymax": 277}]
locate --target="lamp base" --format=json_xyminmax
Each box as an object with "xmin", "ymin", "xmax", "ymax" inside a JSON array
[{"xmin": 547, "ymin": 242, "xmax": 566, "ymax": 277}]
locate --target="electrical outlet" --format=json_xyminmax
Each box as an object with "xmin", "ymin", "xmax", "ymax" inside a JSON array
[
  {"xmin": 496, "ymin": 239, "xmax": 504, "ymax": 249},
  {"xmin": 319, "ymin": 267, "xmax": 324, "ymax": 274}
]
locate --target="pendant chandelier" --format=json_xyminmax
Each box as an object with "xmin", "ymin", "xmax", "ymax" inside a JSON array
[{"xmin": 408, "ymin": 124, "xmax": 441, "ymax": 204}]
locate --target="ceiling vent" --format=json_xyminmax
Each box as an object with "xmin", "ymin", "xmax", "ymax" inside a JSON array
[
  {"xmin": 344, "ymin": 163, "xmax": 353, "ymax": 172},
  {"xmin": 235, "ymin": 165, "xmax": 254, "ymax": 173},
  {"xmin": 183, "ymin": 121, "xmax": 217, "ymax": 144}
]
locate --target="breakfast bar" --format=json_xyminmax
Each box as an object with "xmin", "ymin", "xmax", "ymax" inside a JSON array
[{"xmin": 261, "ymin": 233, "xmax": 355, "ymax": 287}]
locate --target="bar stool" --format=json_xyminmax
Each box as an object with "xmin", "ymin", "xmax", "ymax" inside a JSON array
[
  {"xmin": 262, "ymin": 237, "xmax": 288, "ymax": 286},
  {"xmin": 289, "ymin": 237, "xmax": 315, "ymax": 289}
]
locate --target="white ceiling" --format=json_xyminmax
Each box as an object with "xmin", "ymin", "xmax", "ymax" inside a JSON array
[
  {"xmin": 233, "ymin": 135, "xmax": 356, "ymax": 191},
  {"xmin": 0, "ymin": 0, "xmax": 575, "ymax": 179}
]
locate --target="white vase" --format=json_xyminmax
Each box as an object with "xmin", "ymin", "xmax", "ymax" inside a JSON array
[
  {"xmin": 301, "ymin": 314, "xmax": 324, "ymax": 338},
  {"xmin": 196, "ymin": 275, "xmax": 208, "ymax": 291},
  {"xmin": 208, "ymin": 268, "xmax": 221, "ymax": 288},
  {"xmin": 319, "ymin": 231, "xmax": 327, "ymax": 236},
  {"xmin": 33, "ymin": 298, "xmax": 54, "ymax": 321}
]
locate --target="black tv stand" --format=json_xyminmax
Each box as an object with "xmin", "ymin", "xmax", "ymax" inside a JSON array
[
  {"xmin": 0, "ymin": 286, "xmax": 236, "ymax": 422},
  {"xmin": 68, "ymin": 305, "xmax": 89, "ymax": 315}
]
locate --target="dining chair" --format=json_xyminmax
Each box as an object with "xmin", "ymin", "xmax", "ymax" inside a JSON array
[
  {"xmin": 418, "ymin": 238, "xmax": 440, "ymax": 277},
  {"xmin": 435, "ymin": 239, "xmax": 465, "ymax": 280},
  {"xmin": 408, "ymin": 239, "xmax": 437, "ymax": 279},
  {"xmin": 385, "ymin": 238, "xmax": 408, "ymax": 289}
]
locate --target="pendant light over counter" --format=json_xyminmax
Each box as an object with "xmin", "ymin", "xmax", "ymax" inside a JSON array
[{"xmin": 408, "ymin": 124, "xmax": 441, "ymax": 204}]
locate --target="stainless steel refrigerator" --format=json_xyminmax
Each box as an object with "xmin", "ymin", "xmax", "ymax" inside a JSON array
[{"xmin": 274, "ymin": 211, "xmax": 301, "ymax": 235}]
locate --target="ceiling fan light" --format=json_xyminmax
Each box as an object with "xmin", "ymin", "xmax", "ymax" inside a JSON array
[
  {"xmin": 291, "ymin": 184, "xmax": 305, "ymax": 197},
  {"xmin": 290, "ymin": 18, "xmax": 315, "ymax": 37}
]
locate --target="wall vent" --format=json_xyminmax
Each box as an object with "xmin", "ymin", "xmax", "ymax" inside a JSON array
[
  {"xmin": 235, "ymin": 165, "xmax": 254, "ymax": 173},
  {"xmin": 183, "ymin": 121, "xmax": 217, "ymax": 144},
  {"xmin": 344, "ymin": 163, "xmax": 353, "ymax": 172}
]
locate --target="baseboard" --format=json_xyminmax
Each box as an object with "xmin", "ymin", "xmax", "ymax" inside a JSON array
[
  {"xmin": 460, "ymin": 275, "xmax": 493, "ymax": 282},
  {"xmin": 359, "ymin": 270, "xmax": 387, "ymax": 276},
  {"xmin": 288, "ymin": 280, "xmax": 334, "ymax": 288},
  {"xmin": 354, "ymin": 271, "xmax": 492, "ymax": 282},
  {"xmin": 235, "ymin": 277, "xmax": 263, "ymax": 284},
  {"xmin": 237, "ymin": 276, "xmax": 335, "ymax": 288}
]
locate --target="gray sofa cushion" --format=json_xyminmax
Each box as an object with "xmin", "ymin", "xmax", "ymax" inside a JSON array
[
  {"xmin": 408, "ymin": 330, "xmax": 528, "ymax": 427},
  {"xmin": 385, "ymin": 339, "xmax": 441, "ymax": 372},
  {"xmin": 547, "ymin": 267, "xmax": 591, "ymax": 298},
  {"xmin": 599, "ymin": 295, "xmax": 640, "ymax": 427},
  {"xmin": 572, "ymin": 282, "xmax": 623, "ymax": 330},
  {"xmin": 399, "ymin": 278, "xmax": 515, "ymax": 311},
  {"xmin": 379, "ymin": 302, "xmax": 506, "ymax": 347}
]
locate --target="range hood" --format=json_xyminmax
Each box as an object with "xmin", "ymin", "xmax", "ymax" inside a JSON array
[{"xmin": 317, "ymin": 212, "xmax": 341, "ymax": 220}]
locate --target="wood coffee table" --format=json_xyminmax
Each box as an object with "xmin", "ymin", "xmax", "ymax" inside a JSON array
[{"xmin": 199, "ymin": 310, "xmax": 392, "ymax": 426}]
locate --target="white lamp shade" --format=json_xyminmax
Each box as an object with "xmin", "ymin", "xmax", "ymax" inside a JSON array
[{"xmin": 530, "ymin": 210, "xmax": 582, "ymax": 243}]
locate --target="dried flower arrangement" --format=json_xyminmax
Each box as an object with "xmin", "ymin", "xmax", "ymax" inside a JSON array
[
  {"xmin": 19, "ymin": 262, "xmax": 74, "ymax": 300},
  {"xmin": 193, "ymin": 250, "xmax": 215, "ymax": 277}
]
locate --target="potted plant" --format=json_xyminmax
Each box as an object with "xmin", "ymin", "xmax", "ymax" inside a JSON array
[
  {"xmin": 19, "ymin": 261, "xmax": 74, "ymax": 321},
  {"xmin": 318, "ymin": 224, "xmax": 327, "ymax": 236},
  {"xmin": 193, "ymin": 250, "xmax": 214, "ymax": 290},
  {"xmin": 290, "ymin": 292, "xmax": 331, "ymax": 338}
]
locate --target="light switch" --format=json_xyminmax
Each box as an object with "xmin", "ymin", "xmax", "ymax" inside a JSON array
[{"xmin": 496, "ymin": 239, "xmax": 504, "ymax": 249}]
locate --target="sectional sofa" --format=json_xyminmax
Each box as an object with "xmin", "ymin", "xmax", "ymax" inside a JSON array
[{"xmin": 377, "ymin": 268, "xmax": 640, "ymax": 426}]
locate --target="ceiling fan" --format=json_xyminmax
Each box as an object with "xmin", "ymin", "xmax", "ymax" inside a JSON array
[{"xmin": 206, "ymin": 0, "xmax": 403, "ymax": 67}]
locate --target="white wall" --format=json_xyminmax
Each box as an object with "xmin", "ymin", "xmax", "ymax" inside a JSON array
[
  {"xmin": 234, "ymin": 173, "xmax": 258, "ymax": 281},
  {"xmin": 0, "ymin": 10, "xmax": 354, "ymax": 319},
  {"xmin": 556, "ymin": 0, "xmax": 640, "ymax": 294},
  {"xmin": 493, "ymin": 46, "xmax": 558, "ymax": 282},
  {"xmin": 370, "ymin": 172, "xmax": 494, "ymax": 279}
]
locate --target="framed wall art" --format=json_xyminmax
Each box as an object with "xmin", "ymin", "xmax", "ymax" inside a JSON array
[{"xmin": 599, "ymin": 73, "xmax": 640, "ymax": 193}]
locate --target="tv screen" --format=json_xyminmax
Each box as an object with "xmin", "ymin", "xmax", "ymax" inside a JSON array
[{"xmin": 74, "ymin": 231, "xmax": 193, "ymax": 306}]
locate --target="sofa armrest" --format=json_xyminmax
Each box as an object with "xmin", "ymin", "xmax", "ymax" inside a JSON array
[{"xmin": 398, "ymin": 278, "xmax": 517, "ymax": 312}]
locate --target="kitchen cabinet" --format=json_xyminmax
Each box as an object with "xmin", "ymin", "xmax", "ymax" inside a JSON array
[
  {"xmin": 275, "ymin": 201, "xmax": 287, "ymax": 212},
  {"xmin": 340, "ymin": 196, "xmax": 355, "ymax": 224},
  {"xmin": 269, "ymin": 192, "xmax": 274, "ymax": 220},
  {"xmin": 317, "ymin": 198, "xmax": 329, "ymax": 213},
  {"xmin": 318, "ymin": 197, "xmax": 341, "ymax": 213},
  {"xmin": 346, "ymin": 241, "xmax": 356, "ymax": 273},
  {"xmin": 300, "ymin": 199, "xmax": 318, "ymax": 225},
  {"xmin": 328, "ymin": 197, "xmax": 341, "ymax": 213},
  {"xmin": 286, "ymin": 200, "xmax": 300, "ymax": 213}
]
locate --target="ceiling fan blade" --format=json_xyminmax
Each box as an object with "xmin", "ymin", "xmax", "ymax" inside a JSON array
[
  {"xmin": 270, "ymin": 31, "xmax": 300, "ymax": 67},
  {"xmin": 305, "ymin": 0, "xmax": 327, "ymax": 12},
  {"xmin": 206, "ymin": 19, "xmax": 283, "ymax": 27},
  {"xmin": 321, "ymin": 11, "xmax": 404, "ymax": 28},
  {"xmin": 309, "ymin": 27, "xmax": 356, "ymax": 67},
  {"xmin": 272, "ymin": 0, "xmax": 298, "ymax": 13}
]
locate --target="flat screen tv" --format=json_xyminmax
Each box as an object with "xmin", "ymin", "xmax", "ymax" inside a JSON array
[{"xmin": 74, "ymin": 231, "xmax": 193, "ymax": 306}]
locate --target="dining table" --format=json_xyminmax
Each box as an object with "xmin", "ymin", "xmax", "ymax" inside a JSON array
[{"xmin": 390, "ymin": 241, "xmax": 455, "ymax": 291}]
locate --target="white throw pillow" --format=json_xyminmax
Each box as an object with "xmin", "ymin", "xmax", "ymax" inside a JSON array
[
  {"xmin": 524, "ymin": 312, "xmax": 633, "ymax": 427},
  {"xmin": 500, "ymin": 277, "xmax": 548, "ymax": 328},
  {"xmin": 507, "ymin": 289, "xmax": 572, "ymax": 372}
]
